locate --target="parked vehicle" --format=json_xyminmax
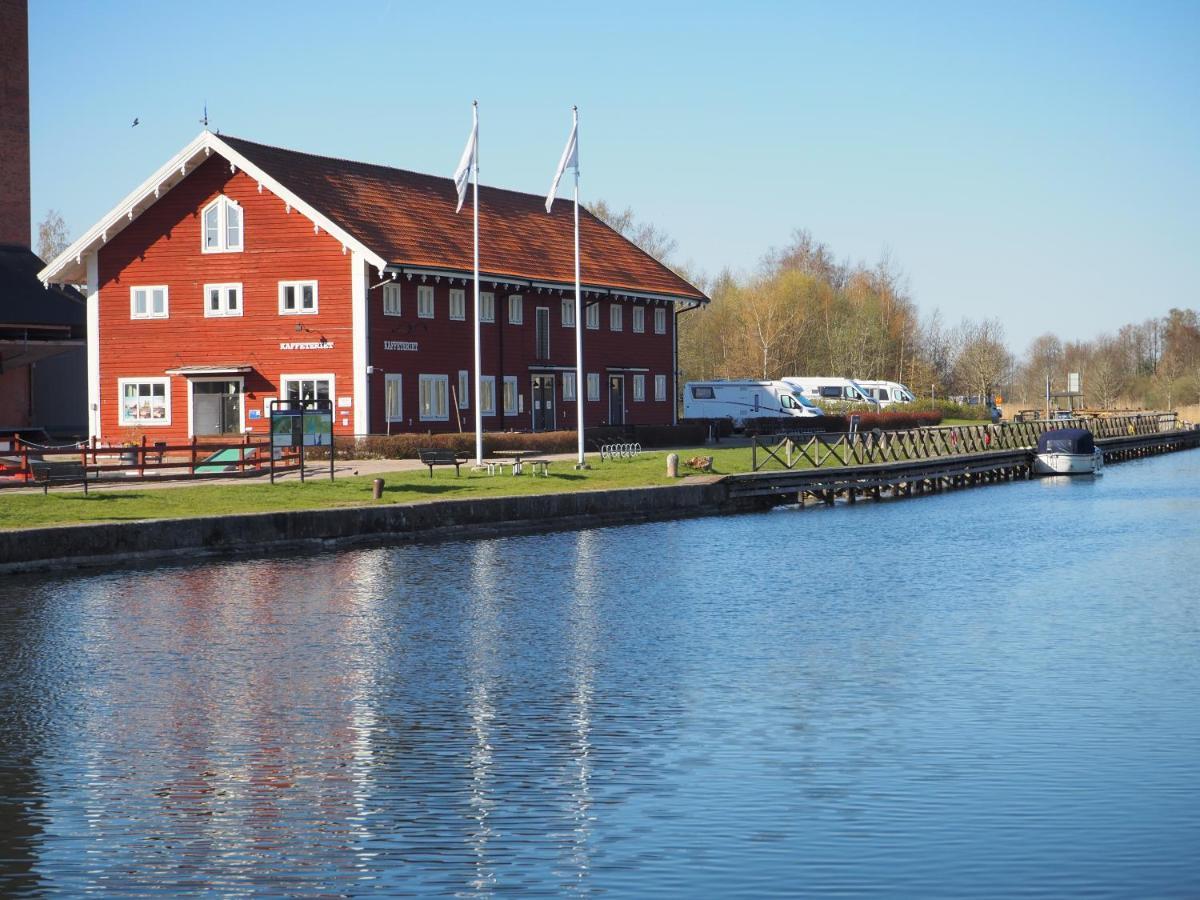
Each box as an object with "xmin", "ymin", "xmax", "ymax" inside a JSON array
[
  {"xmin": 683, "ymin": 380, "xmax": 822, "ymax": 427},
  {"xmin": 855, "ymin": 380, "xmax": 915, "ymax": 407},
  {"xmin": 782, "ymin": 377, "xmax": 879, "ymax": 408}
]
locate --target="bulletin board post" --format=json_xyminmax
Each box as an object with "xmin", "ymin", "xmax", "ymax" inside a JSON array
[{"xmin": 269, "ymin": 398, "xmax": 334, "ymax": 484}]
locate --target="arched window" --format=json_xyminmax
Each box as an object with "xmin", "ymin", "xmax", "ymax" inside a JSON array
[{"xmin": 201, "ymin": 196, "xmax": 243, "ymax": 253}]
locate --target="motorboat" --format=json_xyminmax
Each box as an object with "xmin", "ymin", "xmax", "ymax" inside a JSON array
[{"xmin": 1033, "ymin": 428, "xmax": 1103, "ymax": 475}]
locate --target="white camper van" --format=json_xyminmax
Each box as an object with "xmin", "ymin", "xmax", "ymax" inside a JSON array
[
  {"xmin": 683, "ymin": 380, "xmax": 822, "ymax": 427},
  {"xmin": 855, "ymin": 380, "xmax": 916, "ymax": 408},
  {"xmin": 782, "ymin": 377, "xmax": 879, "ymax": 408}
]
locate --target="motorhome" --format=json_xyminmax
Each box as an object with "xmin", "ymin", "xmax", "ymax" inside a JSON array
[
  {"xmin": 855, "ymin": 380, "xmax": 916, "ymax": 408},
  {"xmin": 782, "ymin": 377, "xmax": 879, "ymax": 407},
  {"xmin": 683, "ymin": 381, "xmax": 822, "ymax": 427}
]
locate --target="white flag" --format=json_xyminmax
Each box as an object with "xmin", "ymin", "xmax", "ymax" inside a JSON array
[
  {"xmin": 545, "ymin": 112, "xmax": 578, "ymax": 213},
  {"xmin": 454, "ymin": 104, "xmax": 478, "ymax": 214}
]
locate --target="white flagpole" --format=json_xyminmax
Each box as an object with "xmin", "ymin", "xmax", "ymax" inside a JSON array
[
  {"xmin": 571, "ymin": 107, "xmax": 586, "ymax": 469},
  {"xmin": 471, "ymin": 101, "xmax": 483, "ymax": 467}
]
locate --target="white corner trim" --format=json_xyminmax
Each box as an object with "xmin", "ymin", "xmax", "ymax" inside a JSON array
[
  {"xmin": 86, "ymin": 253, "xmax": 101, "ymax": 441},
  {"xmin": 351, "ymin": 251, "xmax": 369, "ymax": 435}
]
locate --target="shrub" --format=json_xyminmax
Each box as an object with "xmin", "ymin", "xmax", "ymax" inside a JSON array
[
  {"xmin": 334, "ymin": 425, "xmax": 709, "ymax": 460},
  {"xmin": 908, "ymin": 398, "xmax": 990, "ymax": 421},
  {"xmin": 742, "ymin": 410, "xmax": 942, "ymax": 435}
]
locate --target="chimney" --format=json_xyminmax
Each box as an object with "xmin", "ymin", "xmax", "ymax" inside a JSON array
[{"xmin": 0, "ymin": 0, "xmax": 31, "ymax": 248}]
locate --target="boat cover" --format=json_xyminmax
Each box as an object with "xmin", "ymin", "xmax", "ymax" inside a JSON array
[{"xmin": 1037, "ymin": 428, "xmax": 1095, "ymax": 454}]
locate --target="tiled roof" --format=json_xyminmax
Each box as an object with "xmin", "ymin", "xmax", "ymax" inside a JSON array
[
  {"xmin": 0, "ymin": 244, "xmax": 84, "ymax": 332},
  {"xmin": 219, "ymin": 136, "xmax": 706, "ymax": 302}
]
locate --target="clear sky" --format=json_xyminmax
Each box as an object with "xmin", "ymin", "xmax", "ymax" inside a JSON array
[{"xmin": 28, "ymin": 0, "xmax": 1200, "ymax": 352}]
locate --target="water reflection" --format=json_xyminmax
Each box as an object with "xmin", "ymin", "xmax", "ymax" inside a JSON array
[{"xmin": 2, "ymin": 451, "xmax": 1200, "ymax": 896}]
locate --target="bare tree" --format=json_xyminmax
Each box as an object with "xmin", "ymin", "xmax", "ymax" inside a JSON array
[
  {"xmin": 586, "ymin": 199, "xmax": 678, "ymax": 267},
  {"xmin": 952, "ymin": 318, "xmax": 1011, "ymax": 401},
  {"xmin": 37, "ymin": 209, "xmax": 71, "ymax": 261}
]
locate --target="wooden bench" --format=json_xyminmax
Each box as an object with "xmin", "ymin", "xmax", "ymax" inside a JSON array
[
  {"xmin": 418, "ymin": 448, "xmax": 462, "ymax": 477},
  {"xmin": 30, "ymin": 460, "xmax": 89, "ymax": 494}
]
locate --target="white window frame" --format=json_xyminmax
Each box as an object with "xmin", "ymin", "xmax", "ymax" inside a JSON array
[
  {"xmin": 130, "ymin": 285, "xmax": 169, "ymax": 320},
  {"xmin": 633, "ymin": 306, "xmax": 645, "ymax": 333},
  {"xmin": 610, "ymin": 303, "xmax": 623, "ymax": 331},
  {"xmin": 201, "ymin": 195, "xmax": 243, "ymax": 254},
  {"xmin": 118, "ymin": 377, "xmax": 171, "ymax": 426},
  {"xmin": 587, "ymin": 372, "xmax": 600, "ymax": 402},
  {"xmin": 508, "ymin": 294, "xmax": 523, "ymax": 325},
  {"xmin": 654, "ymin": 306, "xmax": 667, "ymax": 334},
  {"xmin": 278, "ymin": 280, "xmax": 318, "ymax": 315},
  {"xmin": 633, "ymin": 374, "xmax": 646, "ymax": 402},
  {"xmin": 458, "ymin": 370, "xmax": 469, "ymax": 408},
  {"xmin": 480, "ymin": 376, "xmax": 496, "ymax": 416},
  {"xmin": 655, "ymin": 374, "xmax": 667, "ymax": 402},
  {"xmin": 480, "ymin": 291, "xmax": 495, "ymax": 323},
  {"xmin": 417, "ymin": 285, "xmax": 435, "ymax": 319},
  {"xmin": 503, "ymin": 375, "xmax": 519, "ymax": 415},
  {"xmin": 385, "ymin": 373, "xmax": 403, "ymax": 422},
  {"xmin": 383, "ymin": 283, "xmax": 402, "ymax": 317},
  {"xmin": 586, "ymin": 302, "xmax": 599, "ymax": 330},
  {"xmin": 419, "ymin": 374, "xmax": 449, "ymax": 421},
  {"xmin": 563, "ymin": 371, "xmax": 577, "ymax": 401},
  {"xmin": 449, "ymin": 288, "xmax": 466, "ymax": 321},
  {"xmin": 203, "ymin": 282, "xmax": 243, "ymax": 318},
  {"xmin": 279, "ymin": 373, "xmax": 335, "ymax": 406},
  {"xmin": 561, "ymin": 297, "xmax": 575, "ymax": 327}
]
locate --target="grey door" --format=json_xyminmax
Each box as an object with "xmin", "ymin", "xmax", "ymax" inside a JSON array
[
  {"xmin": 532, "ymin": 375, "xmax": 555, "ymax": 431},
  {"xmin": 193, "ymin": 380, "xmax": 241, "ymax": 435},
  {"xmin": 608, "ymin": 375, "xmax": 624, "ymax": 425}
]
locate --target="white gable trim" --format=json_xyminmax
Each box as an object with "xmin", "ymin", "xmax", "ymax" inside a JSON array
[{"xmin": 38, "ymin": 131, "xmax": 386, "ymax": 286}]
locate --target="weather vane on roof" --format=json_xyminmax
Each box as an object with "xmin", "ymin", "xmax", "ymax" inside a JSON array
[{"xmin": 200, "ymin": 102, "xmax": 208, "ymax": 130}]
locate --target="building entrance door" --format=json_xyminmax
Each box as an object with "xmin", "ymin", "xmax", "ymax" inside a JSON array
[
  {"xmin": 531, "ymin": 375, "xmax": 555, "ymax": 432},
  {"xmin": 608, "ymin": 375, "xmax": 625, "ymax": 425},
  {"xmin": 192, "ymin": 380, "xmax": 242, "ymax": 435}
]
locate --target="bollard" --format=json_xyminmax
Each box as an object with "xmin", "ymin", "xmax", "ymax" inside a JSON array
[
  {"xmin": 666, "ymin": 453, "xmax": 679, "ymax": 478},
  {"xmin": 372, "ymin": 478, "xmax": 384, "ymax": 499}
]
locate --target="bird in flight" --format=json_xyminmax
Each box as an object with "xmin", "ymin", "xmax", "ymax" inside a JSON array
[{"xmin": 132, "ymin": 117, "xmax": 139, "ymax": 127}]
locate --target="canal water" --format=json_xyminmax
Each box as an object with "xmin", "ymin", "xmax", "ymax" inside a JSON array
[{"xmin": 2, "ymin": 452, "xmax": 1199, "ymax": 897}]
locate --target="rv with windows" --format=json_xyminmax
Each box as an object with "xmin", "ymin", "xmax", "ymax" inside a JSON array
[
  {"xmin": 855, "ymin": 380, "xmax": 916, "ymax": 407},
  {"xmin": 683, "ymin": 381, "xmax": 822, "ymax": 427},
  {"xmin": 782, "ymin": 377, "xmax": 879, "ymax": 408}
]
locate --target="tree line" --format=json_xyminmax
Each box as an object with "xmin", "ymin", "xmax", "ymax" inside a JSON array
[{"xmin": 589, "ymin": 203, "xmax": 1198, "ymax": 411}]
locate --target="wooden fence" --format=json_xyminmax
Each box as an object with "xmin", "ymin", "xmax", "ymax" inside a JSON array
[{"xmin": 751, "ymin": 413, "xmax": 1178, "ymax": 472}]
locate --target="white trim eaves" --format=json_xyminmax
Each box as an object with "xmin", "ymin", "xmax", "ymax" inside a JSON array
[{"xmin": 38, "ymin": 131, "xmax": 387, "ymax": 286}]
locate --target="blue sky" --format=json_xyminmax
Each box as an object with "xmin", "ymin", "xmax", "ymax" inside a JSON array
[{"xmin": 29, "ymin": 0, "xmax": 1200, "ymax": 351}]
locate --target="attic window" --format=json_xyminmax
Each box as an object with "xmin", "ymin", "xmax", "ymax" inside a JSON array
[{"xmin": 202, "ymin": 196, "xmax": 243, "ymax": 253}]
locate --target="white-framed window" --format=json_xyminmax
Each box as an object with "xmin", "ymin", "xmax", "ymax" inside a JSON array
[
  {"xmin": 280, "ymin": 374, "xmax": 334, "ymax": 405},
  {"xmin": 458, "ymin": 370, "xmax": 469, "ymax": 408},
  {"xmin": 654, "ymin": 306, "xmax": 667, "ymax": 334},
  {"xmin": 561, "ymin": 297, "xmax": 575, "ymax": 327},
  {"xmin": 383, "ymin": 283, "xmax": 402, "ymax": 316},
  {"xmin": 385, "ymin": 374, "xmax": 403, "ymax": 422},
  {"xmin": 586, "ymin": 302, "xmax": 599, "ymax": 330},
  {"xmin": 633, "ymin": 306, "xmax": 645, "ymax": 333},
  {"xmin": 279, "ymin": 280, "xmax": 318, "ymax": 315},
  {"xmin": 201, "ymin": 195, "xmax": 243, "ymax": 253},
  {"xmin": 480, "ymin": 291, "xmax": 495, "ymax": 323},
  {"xmin": 480, "ymin": 376, "xmax": 496, "ymax": 416},
  {"xmin": 587, "ymin": 372, "xmax": 600, "ymax": 401},
  {"xmin": 610, "ymin": 304, "xmax": 623, "ymax": 331},
  {"xmin": 130, "ymin": 285, "xmax": 168, "ymax": 319},
  {"xmin": 508, "ymin": 295, "xmax": 523, "ymax": 324},
  {"xmin": 204, "ymin": 283, "xmax": 242, "ymax": 318},
  {"xmin": 503, "ymin": 376, "xmax": 519, "ymax": 415},
  {"xmin": 417, "ymin": 285, "xmax": 435, "ymax": 319},
  {"xmin": 419, "ymin": 374, "xmax": 448, "ymax": 421},
  {"xmin": 633, "ymin": 374, "xmax": 646, "ymax": 402},
  {"xmin": 563, "ymin": 371, "xmax": 577, "ymax": 401},
  {"xmin": 655, "ymin": 374, "xmax": 667, "ymax": 402},
  {"xmin": 118, "ymin": 377, "xmax": 171, "ymax": 426},
  {"xmin": 449, "ymin": 289, "xmax": 466, "ymax": 321}
]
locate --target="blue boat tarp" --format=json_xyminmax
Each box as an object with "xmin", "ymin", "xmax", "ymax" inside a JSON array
[{"xmin": 1037, "ymin": 428, "xmax": 1095, "ymax": 454}]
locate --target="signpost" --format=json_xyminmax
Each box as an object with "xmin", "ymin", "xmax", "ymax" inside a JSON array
[{"xmin": 269, "ymin": 398, "xmax": 334, "ymax": 483}]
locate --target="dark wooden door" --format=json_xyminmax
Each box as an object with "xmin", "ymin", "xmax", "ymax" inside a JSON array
[
  {"xmin": 608, "ymin": 375, "xmax": 624, "ymax": 425},
  {"xmin": 532, "ymin": 375, "xmax": 555, "ymax": 431}
]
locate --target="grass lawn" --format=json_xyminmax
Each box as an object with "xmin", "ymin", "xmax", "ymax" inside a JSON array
[{"xmin": 0, "ymin": 447, "xmax": 759, "ymax": 531}]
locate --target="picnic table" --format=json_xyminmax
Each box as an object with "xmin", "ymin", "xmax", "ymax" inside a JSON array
[{"xmin": 484, "ymin": 450, "xmax": 549, "ymax": 476}]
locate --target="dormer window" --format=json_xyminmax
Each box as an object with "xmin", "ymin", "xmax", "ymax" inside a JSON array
[{"xmin": 202, "ymin": 196, "xmax": 243, "ymax": 253}]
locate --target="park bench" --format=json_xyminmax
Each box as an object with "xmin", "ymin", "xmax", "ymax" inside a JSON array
[
  {"xmin": 30, "ymin": 460, "xmax": 89, "ymax": 494},
  {"xmin": 418, "ymin": 448, "xmax": 462, "ymax": 477}
]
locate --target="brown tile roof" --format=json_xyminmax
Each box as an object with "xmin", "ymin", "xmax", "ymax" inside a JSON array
[{"xmin": 220, "ymin": 136, "xmax": 706, "ymax": 302}]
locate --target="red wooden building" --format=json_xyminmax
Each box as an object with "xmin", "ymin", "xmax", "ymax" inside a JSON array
[{"xmin": 38, "ymin": 132, "xmax": 707, "ymax": 443}]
